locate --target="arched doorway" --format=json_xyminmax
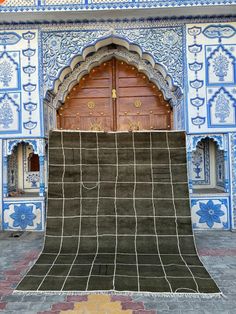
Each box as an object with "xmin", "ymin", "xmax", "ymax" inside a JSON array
[{"xmin": 57, "ymin": 58, "xmax": 172, "ymax": 131}]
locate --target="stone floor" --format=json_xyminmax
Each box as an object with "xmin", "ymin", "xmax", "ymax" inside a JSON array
[{"xmin": 0, "ymin": 230, "xmax": 236, "ymax": 314}]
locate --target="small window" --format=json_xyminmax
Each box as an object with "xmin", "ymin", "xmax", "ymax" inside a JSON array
[{"xmin": 28, "ymin": 153, "xmax": 40, "ymax": 172}]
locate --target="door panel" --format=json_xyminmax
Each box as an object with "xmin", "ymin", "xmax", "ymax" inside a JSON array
[{"xmin": 57, "ymin": 58, "xmax": 172, "ymax": 131}]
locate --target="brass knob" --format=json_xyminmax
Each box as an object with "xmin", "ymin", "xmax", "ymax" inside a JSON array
[
  {"xmin": 137, "ymin": 112, "xmax": 140, "ymax": 115},
  {"xmin": 101, "ymin": 112, "xmax": 104, "ymax": 115},
  {"xmin": 150, "ymin": 111, "xmax": 153, "ymax": 114},
  {"xmin": 124, "ymin": 112, "xmax": 128, "ymax": 115}
]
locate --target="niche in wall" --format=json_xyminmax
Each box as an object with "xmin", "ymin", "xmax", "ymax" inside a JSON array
[
  {"xmin": 8, "ymin": 142, "xmax": 40, "ymax": 196},
  {"xmin": 191, "ymin": 138, "xmax": 226, "ymax": 193}
]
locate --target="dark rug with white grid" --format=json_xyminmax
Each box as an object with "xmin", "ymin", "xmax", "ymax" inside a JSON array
[{"xmin": 16, "ymin": 131, "xmax": 220, "ymax": 294}]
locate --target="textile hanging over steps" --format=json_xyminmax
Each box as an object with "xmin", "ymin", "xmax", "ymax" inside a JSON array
[{"xmin": 16, "ymin": 131, "xmax": 220, "ymax": 295}]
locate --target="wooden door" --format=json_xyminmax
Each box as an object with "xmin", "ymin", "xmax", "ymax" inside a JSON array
[{"xmin": 57, "ymin": 58, "xmax": 172, "ymax": 131}]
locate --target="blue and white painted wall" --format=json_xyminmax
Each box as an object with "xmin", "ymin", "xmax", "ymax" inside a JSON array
[
  {"xmin": 0, "ymin": 29, "xmax": 43, "ymax": 137},
  {"xmin": 186, "ymin": 22, "xmax": 236, "ymax": 230},
  {"xmin": 186, "ymin": 23, "xmax": 236, "ymax": 133},
  {"xmin": 0, "ymin": 19, "xmax": 235, "ymax": 231}
]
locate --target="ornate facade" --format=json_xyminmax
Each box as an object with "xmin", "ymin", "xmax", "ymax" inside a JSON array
[{"xmin": 0, "ymin": 0, "xmax": 235, "ymax": 231}]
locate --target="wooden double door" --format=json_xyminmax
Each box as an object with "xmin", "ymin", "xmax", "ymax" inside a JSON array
[{"xmin": 57, "ymin": 58, "xmax": 172, "ymax": 131}]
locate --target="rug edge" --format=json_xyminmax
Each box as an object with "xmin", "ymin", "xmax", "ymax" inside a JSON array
[{"xmin": 13, "ymin": 289, "xmax": 224, "ymax": 299}]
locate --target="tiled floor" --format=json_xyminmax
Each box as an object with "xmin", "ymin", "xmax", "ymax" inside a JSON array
[{"xmin": 0, "ymin": 230, "xmax": 236, "ymax": 314}]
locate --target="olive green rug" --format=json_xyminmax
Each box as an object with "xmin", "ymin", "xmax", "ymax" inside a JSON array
[{"xmin": 16, "ymin": 131, "xmax": 220, "ymax": 295}]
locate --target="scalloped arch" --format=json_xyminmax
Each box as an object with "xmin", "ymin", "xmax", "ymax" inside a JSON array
[
  {"xmin": 52, "ymin": 46, "xmax": 182, "ymax": 110},
  {"xmin": 192, "ymin": 135, "xmax": 225, "ymax": 151},
  {"xmin": 7, "ymin": 140, "xmax": 38, "ymax": 156}
]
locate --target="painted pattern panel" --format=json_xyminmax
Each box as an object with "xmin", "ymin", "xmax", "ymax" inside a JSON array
[
  {"xmin": 186, "ymin": 22, "xmax": 236, "ymax": 133},
  {"xmin": 216, "ymin": 148, "xmax": 225, "ymax": 188},
  {"xmin": 2, "ymin": 199, "xmax": 45, "ymax": 231},
  {"xmin": 191, "ymin": 197, "xmax": 229, "ymax": 230},
  {"xmin": 0, "ymin": 30, "xmax": 41, "ymax": 138},
  {"xmin": 231, "ymin": 132, "xmax": 236, "ymax": 229}
]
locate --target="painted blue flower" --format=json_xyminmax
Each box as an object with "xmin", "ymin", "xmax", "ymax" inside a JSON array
[
  {"xmin": 10, "ymin": 204, "xmax": 36, "ymax": 229},
  {"xmin": 196, "ymin": 200, "xmax": 224, "ymax": 228}
]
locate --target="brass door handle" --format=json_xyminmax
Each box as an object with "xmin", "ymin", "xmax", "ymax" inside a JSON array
[{"xmin": 112, "ymin": 89, "xmax": 117, "ymax": 99}]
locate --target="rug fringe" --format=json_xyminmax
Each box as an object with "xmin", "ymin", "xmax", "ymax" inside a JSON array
[{"xmin": 13, "ymin": 289, "xmax": 224, "ymax": 299}]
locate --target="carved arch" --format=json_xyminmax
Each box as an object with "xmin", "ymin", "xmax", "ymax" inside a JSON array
[
  {"xmin": 52, "ymin": 46, "xmax": 182, "ymax": 110},
  {"xmin": 46, "ymin": 33, "xmax": 182, "ymax": 99}
]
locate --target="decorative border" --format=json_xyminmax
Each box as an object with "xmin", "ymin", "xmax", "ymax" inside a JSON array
[{"xmin": 0, "ymin": 0, "xmax": 235, "ymax": 13}]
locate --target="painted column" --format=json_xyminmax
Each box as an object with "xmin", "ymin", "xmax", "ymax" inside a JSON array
[
  {"xmin": 2, "ymin": 141, "xmax": 8, "ymax": 197},
  {"xmin": 3, "ymin": 156, "xmax": 8, "ymax": 197},
  {"xmin": 38, "ymin": 139, "xmax": 45, "ymax": 197},
  {"xmin": 186, "ymin": 135, "xmax": 193, "ymax": 194},
  {"xmin": 187, "ymin": 151, "xmax": 193, "ymax": 194},
  {"xmin": 39, "ymin": 156, "xmax": 45, "ymax": 196},
  {"xmin": 224, "ymin": 150, "xmax": 229, "ymax": 192}
]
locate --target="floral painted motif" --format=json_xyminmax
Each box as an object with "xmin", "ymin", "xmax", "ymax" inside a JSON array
[
  {"xmin": 192, "ymin": 149, "xmax": 203, "ymax": 179},
  {"xmin": 0, "ymin": 60, "xmax": 13, "ymax": 87},
  {"xmin": 213, "ymin": 53, "xmax": 229, "ymax": 82},
  {"xmin": 10, "ymin": 204, "xmax": 36, "ymax": 229},
  {"xmin": 196, "ymin": 200, "xmax": 225, "ymax": 228},
  {"xmin": 0, "ymin": 96, "xmax": 13, "ymax": 128},
  {"xmin": 215, "ymin": 93, "xmax": 230, "ymax": 122},
  {"xmin": 26, "ymin": 172, "xmax": 40, "ymax": 188}
]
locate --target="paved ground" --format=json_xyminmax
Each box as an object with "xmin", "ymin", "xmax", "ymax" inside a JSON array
[{"xmin": 0, "ymin": 230, "xmax": 236, "ymax": 314}]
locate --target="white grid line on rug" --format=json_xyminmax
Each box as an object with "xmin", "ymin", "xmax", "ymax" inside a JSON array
[
  {"xmin": 35, "ymin": 263, "xmax": 206, "ymax": 268},
  {"xmin": 37, "ymin": 132, "xmax": 67, "ymax": 291},
  {"xmin": 150, "ymin": 132, "xmax": 173, "ymax": 292},
  {"xmin": 61, "ymin": 132, "xmax": 83, "ymax": 290},
  {"xmin": 165, "ymin": 132, "xmax": 199, "ymax": 293},
  {"xmin": 85, "ymin": 132, "xmax": 100, "ymax": 291},
  {"xmin": 113, "ymin": 133, "xmax": 118, "ymax": 290},
  {"xmin": 26, "ymin": 275, "xmax": 212, "ymax": 280},
  {"xmin": 49, "ymin": 147, "xmax": 186, "ymax": 150},
  {"xmin": 132, "ymin": 132, "xmax": 140, "ymax": 291}
]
